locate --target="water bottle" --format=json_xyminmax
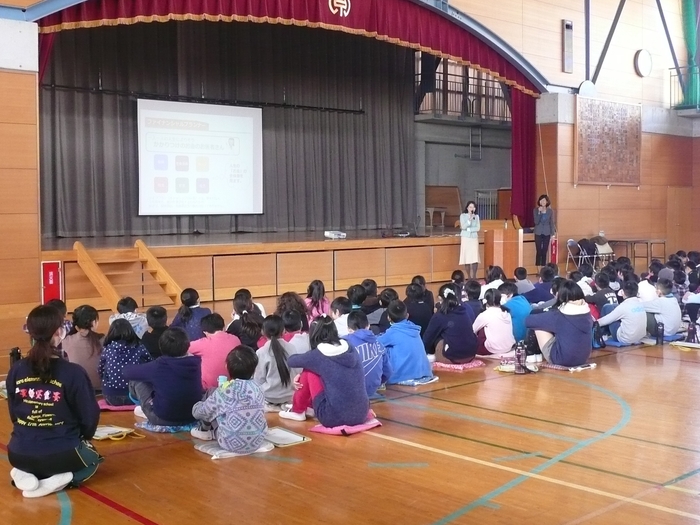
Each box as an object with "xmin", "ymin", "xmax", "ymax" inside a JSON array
[
  {"xmin": 514, "ymin": 342, "xmax": 526, "ymax": 374},
  {"xmin": 218, "ymin": 375, "xmax": 228, "ymax": 387},
  {"xmin": 9, "ymin": 347, "xmax": 21, "ymax": 368},
  {"xmin": 656, "ymin": 322, "xmax": 664, "ymax": 346}
]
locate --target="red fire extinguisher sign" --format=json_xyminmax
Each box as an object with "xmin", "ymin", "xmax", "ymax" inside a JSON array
[
  {"xmin": 550, "ymin": 237, "xmax": 558, "ymax": 263},
  {"xmin": 42, "ymin": 261, "xmax": 63, "ymax": 304}
]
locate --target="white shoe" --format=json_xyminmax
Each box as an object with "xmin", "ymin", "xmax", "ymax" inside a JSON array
[
  {"xmin": 10, "ymin": 468, "xmax": 39, "ymax": 491},
  {"xmin": 22, "ymin": 472, "xmax": 73, "ymax": 498},
  {"xmin": 279, "ymin": 409, "xmax": 306, "ymax": 421},
  {"xmin": 264, "ymin": 402, "xmax": 282, "ymax": 413},
  {"xmin": 526, "ymin": 354, "xmax": 543, "ymax": 363},
  {"xmin": 190, "ymin": 427, "xmax": 214, "ymax": 441},
  {"xmin": 305, "ymin": 407, "xmax": 315, "ymax": 418},
  {"xmin": 426, "ymin": 354, "xmax": 436, "ymax": 363},
  {"xmin": 133, "ymin": 405, "xmax": 146, "ymax": 418}
]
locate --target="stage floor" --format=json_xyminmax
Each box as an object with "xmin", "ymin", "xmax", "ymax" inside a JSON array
[{"xmin": 42, "ymin": 228, "xmax": 463, "ymax": 251}]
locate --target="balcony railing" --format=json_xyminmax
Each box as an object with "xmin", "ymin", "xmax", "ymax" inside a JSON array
[
  {"xmin": 670, "ymin": 66, "xmax": 700, "ymax": 110},
  {"xmin": 415, "ymin": 70, "xmax": 511, "ymax": 122}
]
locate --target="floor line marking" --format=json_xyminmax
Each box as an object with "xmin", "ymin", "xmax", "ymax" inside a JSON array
[
  {"xmin": 78, "ymin": 486, "xmax": 160, "ymax": 525},
  {"xmin": 562, "ymin": 486, "xmax": 661, "ymax": 525},
  {"xmin": 664, "ymin": 466, "xmax": 700, "ymax": 486},
  {"xmin": 367, "ymin": 462, "xmax": 429, "ymax": 469},
  {"xmin": 666, "ymin": 485, "xmax": 700, "ymax": 495},
  {"xmin": 388, "ymin": 399, "xmax": 583, "ymax": 443},
  {"xmin": 493, "ymin": 452, "xmax": 542, "ymax": 462},
  {"xmin": 57, "ymin": 491, "xmax": 73, "ymax": 525},
  {"xmin": 367, "ymin": 432, "xmax": 700, "ymax": 522}
]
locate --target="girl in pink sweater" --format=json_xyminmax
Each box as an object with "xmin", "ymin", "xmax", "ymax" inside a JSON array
[
  {"xmin": 472, "ymin": 289, "xmax": 516, "ymax": 357},
  {"xmin": 304, "ymin": 280, "xmax": 330, "ymax": 325}
]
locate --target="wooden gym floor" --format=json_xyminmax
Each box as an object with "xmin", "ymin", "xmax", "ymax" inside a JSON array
[{"xmin": 2, "ymin": 344, "xmax": 700, "ymax": 524}]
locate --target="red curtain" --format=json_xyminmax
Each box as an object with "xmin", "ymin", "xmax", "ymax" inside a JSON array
[
  {"xmin": 38, "ymin": 33, "xmax": 55, "ymax": 82},
  {"xmin": 510, "ymin": 88, "xmax": 537, "ymax": 228},
  {"xmin": 38, "ymin": 0, "xmax": 539, "ymax": 97}
]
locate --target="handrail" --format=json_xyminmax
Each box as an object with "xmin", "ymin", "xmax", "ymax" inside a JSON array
[
  {"xmin": 73, "ymin": 241, "xmax": 122, "ymax": 313},
  {"xmin": 134, "ymin": 240, "xmax": 182, "ymax": 300}
]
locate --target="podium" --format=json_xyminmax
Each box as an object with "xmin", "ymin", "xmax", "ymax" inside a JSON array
[{"xmin": 484, "ymin": 227, "xmax": 523, "ymax": 276}]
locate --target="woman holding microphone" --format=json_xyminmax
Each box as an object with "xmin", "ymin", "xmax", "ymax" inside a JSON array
[
  {"xmin": 459, "ymin": 201, "xmax": 480, "ymax": 279},
  {"xmin": 534, "ymin": 194, "xmax": 555, "ymax": 267}
]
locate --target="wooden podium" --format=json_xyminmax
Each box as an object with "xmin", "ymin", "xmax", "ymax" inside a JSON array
[{"xmin": 484, "ymin": 227, "xmax": 523, "ymax": 276}]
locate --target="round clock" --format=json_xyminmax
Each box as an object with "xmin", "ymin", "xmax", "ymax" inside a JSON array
[{"xmin": 634, "ymin": 49, "xmax": 653, "ymax": 77}]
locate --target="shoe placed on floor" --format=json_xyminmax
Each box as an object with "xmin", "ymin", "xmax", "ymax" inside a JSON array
[
  {"xmin": 264, "ymin": 402, "xmax": 282, "ymax": 413},
  {"xmin": 526, "ymin": 353, "xmax": 543, "ymax": 363},
  {"xmin": 10, "ymin": 468, "xmax": 39, "ymax": 492},
  {"xmin": 190, "ymin": 427, "xmax": 214, "ymax": 441},
  {"xmin": 279, "ymin": 409, "xmax": 306, "ymax": 421},
  {"xmin": 133, "ymin": 405, "xmax": 146, "ymax": 418},
  {"xmin": 22, "ymin": 472, "xmax": 73, "ymax": 498},
  {"xmin": 426, "ymin": 354, "xmax": 436, "ymax": 363},
  {"xmin": 305, "ymin": 407, "xmax": 315, "ymax": 418}
]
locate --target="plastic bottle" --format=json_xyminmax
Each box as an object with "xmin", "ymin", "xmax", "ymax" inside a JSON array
[
  {"xmin": 514, "ymin": 342, "xmax": 525, "ymax": 374},
  {"xmin": 656, "ymin": 323, "xmax": 664, "ymax": 346},
  {"xmin": 9, "ymin": 347, "xmax": 21, "ymax": 367},
  {"xmin": 218, "ymin": 375, "xmax": 228, "ymax": 387}
]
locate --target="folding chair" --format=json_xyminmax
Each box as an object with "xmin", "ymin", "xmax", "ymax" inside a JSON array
[
  {"xmin": 595, "ymin": 242, "xmax": 615, "ymax": 267},
  {"xmin": 577, "ymin": 239, "xmax": 598, "ymax": 269},
  {"xmin": 565, "ymin": 239, "xmax": 580, "ymax": 272}
]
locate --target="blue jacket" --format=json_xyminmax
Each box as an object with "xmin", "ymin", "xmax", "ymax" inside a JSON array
[
  {"xmin": 422, "ymin": 306, "xmax": 477, "ymax": 362},
  {"xmin": 378, "ymin": 320, "xmax": 433, "ymax": 383},
  {"xmin": 123, "ymin": 355, "xmax": 203, "ymax": 424},
  {"xmin": 288, "ymin": 341, "xmax": 369, "ymax": 427},
  {"xmin": 504, "ymin": 295, "xmax": 532, "ymax": 341},
  {"xmin": 7, "ymin": 358, "xmax": 100, "ymax": 456},
  {"xmin": 344, "ymin": 329, "xmax": 392, "ymax": 397},
  {"xmin": 523, "ymin": 282, "xmax": 554, "ymax": 304},
  {"xmin": 171, "ymin": 307, "xmax": 212, "ymax": 341}
]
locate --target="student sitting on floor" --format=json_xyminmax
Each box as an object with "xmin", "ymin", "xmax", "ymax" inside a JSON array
[
  {"xmin": 643, "ymin": 278, "xmax": 682, "ymax": 337},
  {"xmin": 344, "ymin": 311, "xmax": 392, "ymax": 398},
  {"xmin": 276, "ymin": 291, "xmax": 311, "ymax": 332},
  {"xmin": 569, "ymin": 270, "xmax": 593, "ymax": 297},
  {"xmin": 99, "ymin": 319, "xmax": 152, "ymax": 406},
  {"xmin": 227, "ymin": 296, "xmax": 265, "ymax": 350},
  {"xmin": 378, "ymin": 300, "xmax": 434, "ymax": 382},
  {"xmin": 463, "ymin": 279, "xmax": 483, "ymax": 318},
  {"xmin": 280, "ymin": 316, "xmax": 370, "ymax": 425},
  {"xmin": 228, "ymin": 289, "xmax": 266, "ymax": 325},
  {"xmin": 498, "ymin": 282, "xmax": 532, "ymax": 342},
  {"xmin": 188, "ymin": 313, "xmax": 242, "ymax": 390},
  {"xmin": 330, "ymin": 296, "xmax": 353, "ymax": 337},
  {"xmin": 480, "ymin": 265, "xmax": 507, "ymax": 299},
  {"xmin": 596, "ymin": 281, "xmax": 647, "ymax": 345},
  {"xmin": 63, "ymin": 305, "xmax": 104, "ymax": 391},
  {"xmin": 108, "ymin": 296, "xmax": 149, "ymax": 339},
  {"xmin": 530, "ymin": 277, "xmax": 564, "ymax": 312},
  {"xmin": 171, "ymin": 288, "xmax": 212, "ymax": 342},
  {"xmin": 191, "ymin": 345, "xmax": 268, "ymax": 454},
  {"xmin": 254, "ymin": 315, "xmax": 305, "ymax": 412},
  {"xmin": 7, "ymin": 305, "xmax": 102, "ymax": 499},
  {"xmin": 347, "ymin": 284, "xmax": 367, "ymax": 312},
  {"xmin": 361, "ymin": 279, "xmax": 383, "ymax": 325},
  {"xmin": 523, "ymin": 266, "xmax": 556, "ymax": 305},
  {"xmin": 404, "ymin": 283, "xmax": 434, "ymax": 337},
  {"xmin": 124, "ymin": 327, "xmax": 202, "ymax": 426},
  {"xmin": 672, "ymin": 270, "xmax": 688, "ymax": 307},
  {"xmin": 451, "ymin": 270, "xmax": 469, "ymax": 303},
  {"xmin": 584, "ymin": 272, "xmax": 618, "ymax": 316},
  {"xmin": 141, "ymin": 306, "xmax": 168, "ymax": 359},
  {"xmin": 281, "ymin": 310, "xmax": 311, "ymax": 353},
  {"xmin": 375, "ymin": 288, "xmax": 399, "ymax": 334},
  {"xmin": 514, "ymin": 266, "xmax": 535, "ymax": 295},
  {"xmin": 524, "ymin": 280, "xmax": 593, "ymax": 367},
  {"xmin": 472, "ymin": 289, "xmax": 516, "ymax": 358},
  {"xmin": 304, "ymin": 279, "xmax": 330, "ymax": 325},
  {"xmin": 422, "ymin": 285, "xmax": 478, "ymax": 364},
  {"xmin": 411, "ymin": 275, "xmax": 435, "ymax": 311}
]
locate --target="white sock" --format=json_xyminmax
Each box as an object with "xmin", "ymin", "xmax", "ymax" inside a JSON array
[
  {"xmin": 22, "ymin": 472, "xmax": 73, "ymax": 498},
  {"xmin": 10, "ymin": 468, "xmax": 39, "ymax": 492}
]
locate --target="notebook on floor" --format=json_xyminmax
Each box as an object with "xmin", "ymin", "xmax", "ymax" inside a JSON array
[{"xmin": 266, "ymin": 427, "xmax": 311, "ymax": 447}]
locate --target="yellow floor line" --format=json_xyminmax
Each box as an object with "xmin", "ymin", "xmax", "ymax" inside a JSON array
[
  {"xmin": 367, "ymin": 432, "xmax": 700, "ymax": 522},
  {"xmin": 665, "ymin": 485, "xmax": 700, "ymax": 496}
]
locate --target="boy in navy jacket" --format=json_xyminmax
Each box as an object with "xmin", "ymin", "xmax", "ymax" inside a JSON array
[{"xmin": 123, "ymin": 327, "xmax": 202, "ymax": 425}]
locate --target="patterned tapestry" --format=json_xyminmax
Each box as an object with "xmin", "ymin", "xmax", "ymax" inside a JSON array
[{"xmin": 574, "ymin": 97, "xmax": 641, "ymax": 186}]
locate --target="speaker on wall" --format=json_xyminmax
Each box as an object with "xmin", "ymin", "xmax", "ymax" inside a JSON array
[{"xmin": 562, "ymin": 19, "xmax": 574, "ymax": 74}]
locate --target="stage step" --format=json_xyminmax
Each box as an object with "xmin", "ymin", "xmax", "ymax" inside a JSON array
[
  {"xmin": 102, "ymin": 269, "xmax": 159, "ymax": 277},
  {"xmin": 92, "ymin": 258, "xmax": 148, "ymax": 265},
  {"xmin": 112, "ymin": 280, "xmax": 169, "ymax": 289}
]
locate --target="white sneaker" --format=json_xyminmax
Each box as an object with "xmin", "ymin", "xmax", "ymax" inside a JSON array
[
  {"xmin": 133, "ymin": 405, "xmax": 146, "ymax": 418},
  {"xmin": 279, "ymin": 409, "xmax": 306, "ymax": 421},
  {"xmin": 22, "ymin": 472, "xmax": 72, "ymax": 498},
  {"xmin": 10, "ymin": 468, "xmax": 39, "ymax": 491},
  {"xmin": 526, "ymin": 354, "xmax": 543, "ymax": 363},
  {"xmin": 305, "ymin": 407, "xmax": 315, "ymax": 418},
  {"xmin": 190, "ymin": 427, "xmax": 214, "ymax": 441},
  {"xmin": 426, "ymin": 354, "xmax": 436, "ymax": 363},
  {"xmin": 264, "ymin": 402, "xmax": 282, "ymax": 413}
]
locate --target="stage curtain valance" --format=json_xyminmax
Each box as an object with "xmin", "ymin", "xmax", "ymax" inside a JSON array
[{"xmin": 38, "ymin": 0, "xmax": 539, "ymax": 98}]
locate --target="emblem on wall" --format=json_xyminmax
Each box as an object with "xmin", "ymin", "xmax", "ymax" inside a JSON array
[{"xmin": 329, "ymin": 0, "xmax": 351, "ymax": 17}]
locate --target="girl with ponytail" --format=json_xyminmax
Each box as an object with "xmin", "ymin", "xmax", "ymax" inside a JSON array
[
  {"xmin": 171, "ymin": 288, "xmax": 212, "ymax": 341},
  {"xmin": 7, "ymin": 305, "xmax": 102, "ymax": 498},
  {"xmin": 472, "ymin": 288, "xmax": 516, "ymax": 357},
  {"xmin": 253, "ymin": 315, "xmax": 307, "ymax": 412}
]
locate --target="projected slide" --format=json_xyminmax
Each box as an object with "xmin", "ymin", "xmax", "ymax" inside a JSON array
[{"xmin": 137, "ymin": 99, "xmax": 263, "ymax": 216}]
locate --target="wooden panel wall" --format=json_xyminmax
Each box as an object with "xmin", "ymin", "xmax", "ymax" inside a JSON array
[
  {"xmin": 334, "ymin": 249, "xmax": 386, "ymax": 291},
  {"xmin": 450, "ymin": 0, "xmax": 685, "ymax": 106},
  {"xmin": 0, "ymin": 70, "xmax": 40, "ymax": 360},
  {"xmin": 213, "ymin": 254, "xmax": 277, "ymax": 300},
  {"xmin": 386, "ymin": 247, "xmax": 432, "ymax": 286},
  {"xmin": 160, "ymin": 257, "xmax": 213, "ymax": 302},
  {"xmin": 277, "ymin": 252, "xmax": 333, "ymax": 295}
]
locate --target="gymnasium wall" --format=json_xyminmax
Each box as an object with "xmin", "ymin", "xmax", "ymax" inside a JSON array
[
  {"xmin": 0, "ymin": 20, "xmax": 41, "ymax": 355},
  {"xmin": 451, "ymin": 0, "xmax": 685, "ymax": 106}
]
